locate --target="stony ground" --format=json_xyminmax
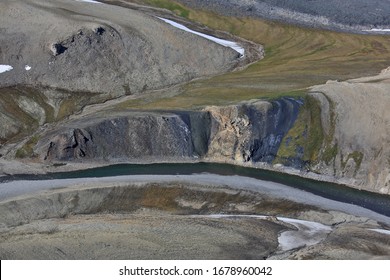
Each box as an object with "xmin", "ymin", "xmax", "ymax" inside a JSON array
[
  {"xmin": 176, "ymin": 0, "xmax": 390, "ymax": 32},
  {"xmin": 0, "ymin": 0, "xmax": 247, "ymax": 95},
  {"xmin": 0, "ymin": 211, "xmax": 282, "ymax": 260},
  {"xmin": 0, "ymin": 179, "xmax": 389, "ymax": 259}
]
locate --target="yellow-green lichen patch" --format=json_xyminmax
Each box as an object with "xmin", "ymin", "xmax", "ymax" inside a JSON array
[
  {"xmin": 144, "ymin": 0, "xmax": 190, "ymax": 18},
  {"xmin": 275, "ymin": 94, "xmax": 324, "ymax": 165},
  {"xmin": 322, "ymin": 143, "xmax": 338, "ymax": 165}
]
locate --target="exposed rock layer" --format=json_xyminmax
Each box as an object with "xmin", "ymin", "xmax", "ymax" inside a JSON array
[
  {"xmin": 35, "ymin": 98, "xmax": 301, "ymax": 163},
  {"xmin": 32, "ymin": 68, "xmax": 390, "ymax": 196}
]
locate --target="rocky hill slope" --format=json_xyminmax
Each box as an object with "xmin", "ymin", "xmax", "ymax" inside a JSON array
[
  {"xmin": 0, "ymin": 0, "xmax": 243, "ymax": 95},
  {"xmin": 1, "ymin": 178, "xmax": 389, "ymax": 259},
  {"xmin": 0, "ymin": 0, "xmax": 262, "ymax": 144}
]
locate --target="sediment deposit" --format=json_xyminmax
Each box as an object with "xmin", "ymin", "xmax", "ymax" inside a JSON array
[{"xmin": 1, "ymin": 177, "xmax": 389, "ymax": 259}]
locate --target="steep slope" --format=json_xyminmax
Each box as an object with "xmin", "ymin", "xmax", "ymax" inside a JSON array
[
  {"xmin": 275, "ymin": 68, "xmax": 390, "ymax": 194},
  {"xmin": 2, "ymin": 0, "xmax": 390, "ymax": 197},
  {"xmin": 310, "ymin": 69, "xmax": 390, "ymax": 194},
  {"xmin": 32, "ymin": 98, "xmax": 301, "ymax": 163}
]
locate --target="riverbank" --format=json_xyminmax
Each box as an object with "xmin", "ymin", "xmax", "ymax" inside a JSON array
[
  {"xmin": 2, "ymin": 156, "xmax": 389, "ymax": 198},
  {"xmin": 1, "ymin": 175, "xmax": 389, "ymax": 259},
  {"xmin": 1, "ymin": 173, "xmax": 389, "ymax": 224}
]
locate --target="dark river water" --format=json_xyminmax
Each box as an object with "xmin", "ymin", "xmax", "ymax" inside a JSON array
[{"xmin": 2, "ymin": 162, "xmax": 390, "ymax": 216}]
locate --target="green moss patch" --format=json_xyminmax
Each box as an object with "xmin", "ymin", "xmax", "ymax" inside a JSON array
[
  {"xmin": 275, "ymin": 94, "xmax": 324, "ymax": 165},
  {"xmin": 145, "ymin": 0, "xmax": 190, "ymax": 18},
  {"xmin": 322, "ymin": 143, "xmax": 338, "ymax": 165}
]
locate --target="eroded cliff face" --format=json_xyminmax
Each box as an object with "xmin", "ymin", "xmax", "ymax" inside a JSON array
[
  {"xmin": 34, "ymin": 98, "xmax": 302, "ymax": 164},
  {"xmin": 205, "ymin": 99, "xmax": 301, "ymax": 163},
  {"xmin": 274, "ymin": 69, "xmax": 390, "ymax": 195},
  {"xmin": 6, "ymin": 65, "xmax": 390, "ymax": 195},
  {"xmin": 308, "ymin": 69, "xmax": 390, "ymax": 194},
  {"xmin": 41, "ymin": 113, "xmax": 200, "ymax": 161}
]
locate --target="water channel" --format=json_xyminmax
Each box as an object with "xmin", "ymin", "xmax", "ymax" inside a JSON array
[{"xmin": 1, "ymin": 162, "xmax": 390, "ymax": 217}]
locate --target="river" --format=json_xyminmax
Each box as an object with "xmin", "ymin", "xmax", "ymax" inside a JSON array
[{"xmin": 1, "ymin": 162, "xmax": 390, "ymax": 217}]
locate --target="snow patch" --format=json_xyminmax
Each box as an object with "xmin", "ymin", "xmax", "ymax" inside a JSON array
[
  {"xmin": 190, "ymin": 214, "xmax": 332, "ymax": 252},
  {"xmin": 277, "ymin": 217, "xmax": 332, "ymax": 251},
  {"xmin": 157, "ymin": 17, "xmax": 245, "ymax": 57},
  {"xmin": 25, "ymin": 65, "xmax": 31, "ymax": 71},
  {"xmin": 76, "ymin": 0, "xmax": 101, "ymax": 4},
  {"xmin": 0, "ymin": 65, "xmax": 13, "ymax": 74},
  {"xmin": 369, "ymin": 229, "xmax": 390, "ymax": 235},
  {"xmin": 364, "ymin": 28, "xmax": 390, "ymax": 32}
]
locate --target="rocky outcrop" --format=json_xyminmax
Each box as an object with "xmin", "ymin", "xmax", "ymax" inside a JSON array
[
  {"xmin": 34, "ymin": 98, "xmax": 302, "ymax": 163},
  {"xmin": 272, "ymin": 70, "xmax": 390, "ymax": 195},
  {"xmin": 10, "ymin": 68, "xmax": 390, "ymax": 196},
  {"xmin": 308, "ymin": 72, "xmax": 390, "ymax": 195},
  {"xmin": 42, "ymin": 113, "xmax": 198, "ymax": 161},
  {"xmin": 206, "ymin": 99, "xmax": 301, "ymax": 163}
]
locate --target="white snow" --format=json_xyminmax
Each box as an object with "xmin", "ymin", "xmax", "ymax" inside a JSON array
[
  {"xmin": 369, "ymin": 228, "xmax": 390, "ymax": 235},
  {"xmin": 76, "ymin": 0, "xmax": 101, "ymax": 4},
  {"xmin": 157, "ymin": 17, "xmax": 245, "ymax": 57},
  {"xmin": 189, "ymin": 214, "xmax": 332, "ymax": 251},
  {"xmin": 276, "ymin": 217, "xmax": 332, "ymax": 251},
  {"xmin": 364, "ymin": 28, "xmax": 390, "ymax": 32},
  {"xmin": 25, "ymin": 65, "xmax": 31, "ymax": 71},
  {"xmin": 0, "ymin": 65, "xmax": 13, "ymax": 74}
]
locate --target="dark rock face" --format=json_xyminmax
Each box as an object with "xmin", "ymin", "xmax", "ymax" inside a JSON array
[
  {"xmin": 44, "ymin": 129, "xmax": 92, "ymax": 160},
  {"xmin": 206, "ymin": 98, "xmax": 301, "ymax": 163},
  {"xmin": 43, "ymin": 114, "xmax": 197, "ymax": 161},
  {"xmin": 37, "ymin": 98, "xmax": 302, "ymax": 164},
  {"xmin": 245, "ymin": 98, "xmax": 301, "ymax": 163},
  {"xmin": 175, "ymin": 111, "xmax": 212, "ymax": 157}
]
